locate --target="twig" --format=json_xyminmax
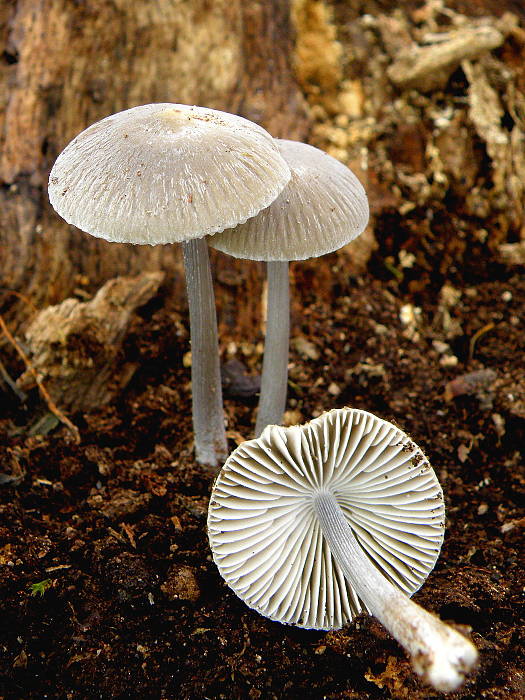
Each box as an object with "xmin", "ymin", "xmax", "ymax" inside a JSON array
[
  {"xmin": 121, "ymin": 522, "xmax": 137, "ymax": 549},
  {"xmin": 0, "ymin": 289, "xmax": 39, "ymax": 353},
  {"xmin": 469, "ymin": 322, "xmax": 495, "ymax": 362},
  {"xmin": 0, "ymin": 355, "xmax": 27, "ymax": 401},
  {"xmin": 0, "ymin": 314, "xmax": 80, "ymax": 443},
  {"xmin": 0, "ymin": 288, "xmax": 38, "ymax": 314}
]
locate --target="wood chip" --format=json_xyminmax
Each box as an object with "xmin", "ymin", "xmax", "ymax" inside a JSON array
[{"xmin": 388, "ymin": 23, "xmax": 505, "ymax": 91}]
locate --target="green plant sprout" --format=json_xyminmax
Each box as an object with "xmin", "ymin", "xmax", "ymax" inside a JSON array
[{"xmin": 30, "ymin": 578, "xmax": 52, "ymax": 597}]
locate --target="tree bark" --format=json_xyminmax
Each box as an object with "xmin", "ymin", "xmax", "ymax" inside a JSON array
[{"xmin": 0, "ymin": 0, "xmax": 309, "ymax": 328}]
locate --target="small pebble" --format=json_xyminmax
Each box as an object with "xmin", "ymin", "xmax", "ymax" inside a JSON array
[
  {"xmin": 291, "ymin": 336, "xmax": 320, "ymax": 361},
  {"xmin": 432, "ymin": 340, "xmax": 450, "ymax": 354},
  {"xmin": 374, "ymin": 323, "xmax": 388, "ymax": 336},
  {"xmin": 328, "ymin": 382, "xmax": 341, "ymax": 396},
  {"xmin": 283, "ymin": 409, "xmax": 303, "ymax": 426}
]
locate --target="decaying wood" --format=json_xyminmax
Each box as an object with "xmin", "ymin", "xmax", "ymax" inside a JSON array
[
  {"xmin": 17, "ymin": 272, "xmax": 164, "ymax": 413},
  {"xmin": 308, "ymin": 2, "xmax": 525, "ymax": 260}
]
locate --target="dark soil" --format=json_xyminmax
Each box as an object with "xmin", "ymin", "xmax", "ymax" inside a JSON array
[{"xmin": 0, "ymin": 246, "xmax": 524, "ymax": 699}]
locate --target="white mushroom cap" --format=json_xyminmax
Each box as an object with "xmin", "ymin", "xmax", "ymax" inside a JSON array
[
  {"xmin": 48, "ymin": 104, "xmax": 291, "ymax": 245},
  {"xmin": 208, "ymin": 407, "xmax": 445, "ymax": 630},
  {"xmin": 208, "ymin": 139, "xmax": 369, "ymax": 261}
]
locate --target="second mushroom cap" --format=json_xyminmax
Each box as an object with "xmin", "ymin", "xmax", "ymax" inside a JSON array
[{"xmin": 209, "ymin": 139, "xmax": 369, "ymax": 261}]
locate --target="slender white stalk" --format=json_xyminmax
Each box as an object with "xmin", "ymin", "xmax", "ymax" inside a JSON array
[
  {"xmin": 314, "ymin": 491, "xmax": 478, "ymax": 692},
  {"xmin": 182, "ymin": 238, "xmax": 228, "ymax": 468},
  {"xmin": 255, "ymin": 260, "xmax": 290, "ymax": 436}
]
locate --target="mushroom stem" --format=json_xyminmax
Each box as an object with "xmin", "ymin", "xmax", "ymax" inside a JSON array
[
  {"xmin": 182, "ymin": 237, "xmax": 228, "ymax": 468},
  {"xmin": 314, "ymin": 491, "xmax": 477, "ymax": 693},
  {"xmin": 255, "ymin": 260, "xmax": 290, "ymax": 436}
]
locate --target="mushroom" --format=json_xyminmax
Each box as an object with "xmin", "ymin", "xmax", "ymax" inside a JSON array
[
  {"xmin": 48, "ymin": 103, "xmax": 291, "ymax": 467},
  {"xmin": 209, "ymin": 140, "xmax": 369, "ymax": 435},
  {"xmin": 208, "ymin": 407, "xmax": 478, "ymax": 692}
]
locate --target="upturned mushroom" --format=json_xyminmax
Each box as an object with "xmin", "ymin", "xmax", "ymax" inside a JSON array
[
  {"xmin": 208, "ymin": 407, "xmax": 478, "ymax": 692},
  {"xmin": 209, "ymin": 140, "xmax": 369, "ymax": 435},
  {"xmin": 48, "ymin": 103, "xmax": 291, "ymax": 467}
]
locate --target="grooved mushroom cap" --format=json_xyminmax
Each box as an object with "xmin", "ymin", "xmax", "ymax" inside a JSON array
[
  {"xmin": 208, "ymin": 408, "xmax": 445, "ymax": 630},
  {"xmin": 208, "ymin": 139, "xmax": 369, "ymax": 261},
  {"xmin": 48, "ymin": 103, "xmax": 291, "ymax": 245}
]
